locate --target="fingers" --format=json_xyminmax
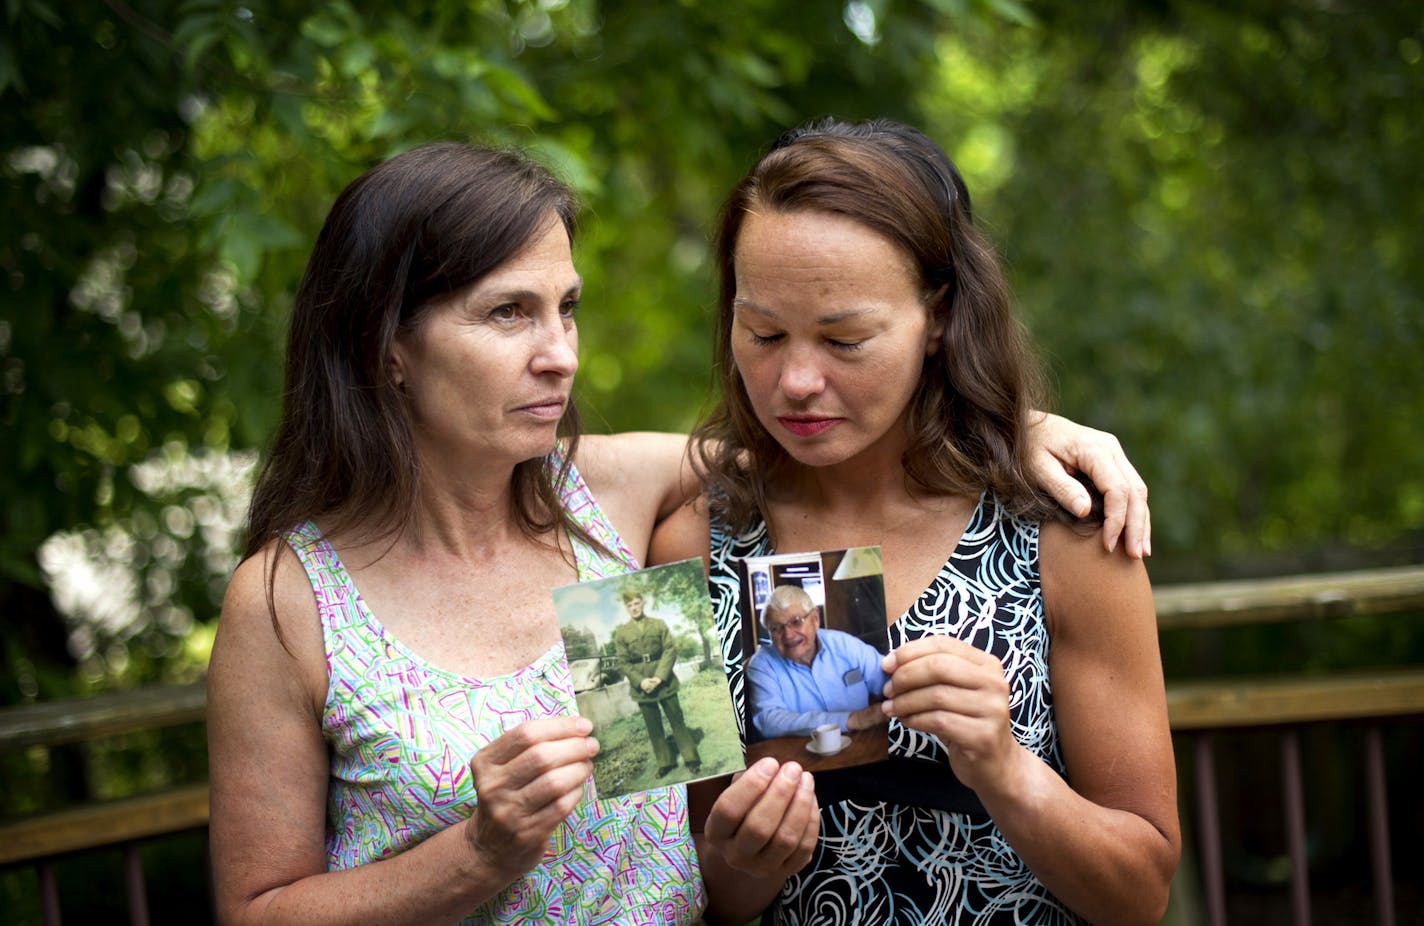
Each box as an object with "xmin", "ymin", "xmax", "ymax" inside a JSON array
[
  {"xmin": 703, "ymin": 758, "xmax": 777, "ymax": 842},
  {"xmin": 1026, "ymin": 412, "xmax": 1091, "ymax": 518},
  {"xmin": 472, "ymin": 717, "xmax": 597, "ymax": 818},
  {"xmin": 880, "ymin": 639, "xmax": 1017, "ymax": 791},
  {"xmin": 706, "ymin": 758, "xmax": 818, "ymax": 874},
  {"xmin": 465, "ymin": 716, "xmax": 597, "ymax": 877},
  {"xmin": 882, "ymin": 643, "xmax": 1004, "ymax": 716},
  {"xmin": 847, "ymin": 704, "xmax": 888, "ymax": 732},
  {"xmin": 880, "ymin": 639, "xmax": 1009, "ymax": 742},
  {"xmin": 1028, "ymin": 445, "xmax": 1092, "ymax": 519},
  {"xmin": 1074, "ymin": 430, "xmax": 1150, "ymax": 559},
  {"xmin": 1028, "ymin": 412, "xmax": 1152, "ymax": 558},
  {"xmin": 1120, "ymin": 459, "xmax": 1151, "ymax": 559}
]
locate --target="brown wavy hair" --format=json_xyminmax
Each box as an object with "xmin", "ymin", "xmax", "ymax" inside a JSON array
[
  {"xmin": 693, "ymin": 118, "xmax": 1063, "ymax": 536},
  {"xmin": 244, "ymin": 142, "xmax": 598, "ymax": 617}
]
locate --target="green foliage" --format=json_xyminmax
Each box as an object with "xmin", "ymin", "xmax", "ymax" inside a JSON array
[
  {"xmin": 919, "ymin": 2, "xmax": 1424, "ymax": 571},
  {"xmin": 1, "ymin": 0, "xmax": 959, "ymax": 704},
  {"xmin": 3, "ymin": 1, "xmax": 1422, "ymax": 918},
  {"xmin": 3, "ymin": 0, "xmax": 1421, "ymax": 706}
]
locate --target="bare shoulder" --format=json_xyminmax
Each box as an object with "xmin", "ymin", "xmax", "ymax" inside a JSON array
[
  {"xmin": 649, "ymin": 495, "xmax": 712, "ymax": 569},
  {"xmin": 1038, "ymin": 518, "xmax": 1154, "ymax": 642},
  {"xmin": 1036, "ymin": 515, "xmax": 1177, "ymax": 855},
  {"xmin": 210, "ymin": 539, "xmax": 327, "ymax": 716}
]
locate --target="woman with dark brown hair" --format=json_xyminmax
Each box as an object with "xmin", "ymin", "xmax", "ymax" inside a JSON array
[
  {"xmin": 653, "ymin": 118, "xmax": 1180, "ymax": 924},
  {"xmin": 207, "ymin": 142, "xmax": 822, "ymax": 925},
  {"xmin": 207, "ymin": 138, "xmax": 1154, "ymax": 925}
]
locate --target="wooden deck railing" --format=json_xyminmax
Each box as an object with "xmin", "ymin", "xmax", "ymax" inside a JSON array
[{"xmin": 3, "ymin": 564, "xmax": 1423, "ymax": 925}]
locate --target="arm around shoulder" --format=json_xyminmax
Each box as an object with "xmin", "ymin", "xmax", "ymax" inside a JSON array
[
  {"xmin": 648, "ymin": 494, "xmax": 711, "ymax": 569},
  {"xmin": 574, "ymin": 433, "xmax": 700, "ymax": 565}
]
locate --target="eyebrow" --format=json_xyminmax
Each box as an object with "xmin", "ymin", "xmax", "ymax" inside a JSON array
[
  {"xmin": 732, "ymin": 298, "xmax": 874, "ymax": 326},
  {"xmin": 480, "ymin": 279, "xmax": 584, "ymax": 303}
]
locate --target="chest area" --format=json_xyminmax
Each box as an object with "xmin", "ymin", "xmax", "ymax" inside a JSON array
[
  {"xmin": 614, "ymin": 621, "xmax": 668, "ymax": 655},
  {"xmin": 713, "ymin": 505, "xmax": 1047, "ymax": 670},
  {"xmin": 344, "ymin": 546, "xmax": 579, "ymax": 679},
  {"xmin": 766, "ymin": 501, "xmax": 977, "ymax": 623}
]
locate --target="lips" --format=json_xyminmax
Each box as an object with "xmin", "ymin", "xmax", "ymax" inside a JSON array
[
  {"xmin": 777, "ymin": 415, "xmax": 843, "ymax": 437},
  {"xmin": 514, "ymin": 396, "xmax": 568, "ymax": 420}
]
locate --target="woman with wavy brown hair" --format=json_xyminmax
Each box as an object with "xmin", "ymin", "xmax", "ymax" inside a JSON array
[{"xmin": 653, "ymin": 118, "xmax": 1179, "ymax": 924}]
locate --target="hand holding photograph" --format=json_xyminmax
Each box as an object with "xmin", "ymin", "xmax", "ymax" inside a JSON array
[
  {"xmin": 736, "ymin": 546, "xmax": 892, "ymax": 773},
  {"xmin": 553, "ymin": 558, "xmax": 743, "ymax": 798}
]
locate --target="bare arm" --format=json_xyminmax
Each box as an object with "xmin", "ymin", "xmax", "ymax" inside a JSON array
[
  {"xmin": 881, "ymin": 524, "xmax": 1179, "ymax": 925},
  {"xmin": 208, "ymin": 546, "xmax": 596, "ymax": 925},
  {"xmin": 647, "ymin": 492, "xmax": 712, "ymax": 569},
  {"xmin": 587, "ymin": 414, "xmax": 1150, "ymax": 563}
]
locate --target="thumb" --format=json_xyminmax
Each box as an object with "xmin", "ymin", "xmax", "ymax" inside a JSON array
[{"xmin": 1030, "ymin": 449, "xmax": 1090, "ymax": 517}]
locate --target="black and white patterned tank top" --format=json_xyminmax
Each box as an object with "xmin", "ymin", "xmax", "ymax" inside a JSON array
[{"xmin": 708, "ymin": 492, "xmax": 1083, "ymax": 925}]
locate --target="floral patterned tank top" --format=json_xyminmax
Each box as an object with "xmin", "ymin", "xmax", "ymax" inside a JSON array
[{"xmin": 284, "ymin": 457, "xmax": 705, "ymax": 925}]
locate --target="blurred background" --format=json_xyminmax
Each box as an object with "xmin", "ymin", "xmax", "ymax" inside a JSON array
[{"xmin": 2, "ymin": 1, "xmax": 1421, "ymax": 922}]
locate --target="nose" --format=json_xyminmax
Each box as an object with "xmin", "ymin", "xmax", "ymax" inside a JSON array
[
  {"xmin": 778, "ymin": 344, "xmax": 824, "ymax": 401},
  {"xmin": 532, "ymin": 314, "xmax": 578, "ymax": 378}
]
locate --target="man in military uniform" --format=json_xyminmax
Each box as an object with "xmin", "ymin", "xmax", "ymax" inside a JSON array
[{"xmin": 613, "ymin": 589, "xmax": 701, "ymax": 777}]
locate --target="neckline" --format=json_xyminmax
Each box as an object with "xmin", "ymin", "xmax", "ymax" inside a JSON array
[
  {"xmin": 741, "ymin": 490, "xmax": 990, "ymax": 627},
  {"xmin": 302, "ymin": 523, "xmax": 567, "ymax": 687}
]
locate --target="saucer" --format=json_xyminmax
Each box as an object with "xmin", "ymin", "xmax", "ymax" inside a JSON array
[{"xmin": 806, "ymin": 734, "xmax": 852, "ymax": 757}]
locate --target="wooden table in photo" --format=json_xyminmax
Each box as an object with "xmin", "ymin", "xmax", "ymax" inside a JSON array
[{"xmin": 745, "ymin": 726, "xmax": 889, "ymax": 773}]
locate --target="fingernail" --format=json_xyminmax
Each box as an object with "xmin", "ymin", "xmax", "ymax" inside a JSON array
[
  {"xmin": 780, "ymin": 762, "xmax": 802, "ymax": 781},
  {"xmin": 799, "ymin": 772, "xmax": 815, "ymax": 791},
  {"xmin": 575, "ymin": 718, "xmax": 593, "ymax": 735},
  {"xmin": 754, "ymin": 757, "xmax": 778, "ymax": 778},
  {"xmin": 882, "ymin": 698, "xmax": 895, "ymax": 716}
]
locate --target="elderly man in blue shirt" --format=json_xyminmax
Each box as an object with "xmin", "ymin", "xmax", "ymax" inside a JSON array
[{"xmin": 747, "ymin": 585, "xmax": 890, "ymax": 739}]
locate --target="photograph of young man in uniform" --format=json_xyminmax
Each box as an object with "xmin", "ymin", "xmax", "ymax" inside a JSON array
[{"xmin": 614, "ymin": 588, "xmax": 702, "ymax": 777}]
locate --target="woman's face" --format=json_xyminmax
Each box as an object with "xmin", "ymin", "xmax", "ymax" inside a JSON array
[
  {"xmin": 390, "ymin": 214, "xmax": 580, "ymax": 470},
  {"xmin": 730, "ymin": 208, "xmax": 942, "ymax": 472}
]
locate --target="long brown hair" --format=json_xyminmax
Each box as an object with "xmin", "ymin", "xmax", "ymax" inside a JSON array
[
  {"xmin": 245, "ymin": 142, "xmax": 598, "ymax": 612},
  {"xmin": 693, "ymin": 118, "xmax": 1061, "ymax": 535}
]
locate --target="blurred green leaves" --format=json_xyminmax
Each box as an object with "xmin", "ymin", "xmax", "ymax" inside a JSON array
[
  {"xmin": 2, "ymin": 0, "xmax": 1421, "ymax": 701},
  {"xmin": 923, "ymin": 1, "xmax": 1424, "ymax": 570}
]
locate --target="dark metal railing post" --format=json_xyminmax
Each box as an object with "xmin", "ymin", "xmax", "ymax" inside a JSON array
[
  {"xmin": 1194, "ymin": 733, "xmax": 1227, "ymax": 926},
  {"xmin": 39, "ymin": 861, "xmax": 62, "ymax": 926},
  {"xmin": 124, "ymin": 843, "xmax": 151, "ymax": 926},
  {"xmin": 1363, "ymin": 725, "xmax": 1396, "ymax": 926},
  {"xmin": 1281, "ymin": 731, "xmax": 1311, "ymax": 926}
]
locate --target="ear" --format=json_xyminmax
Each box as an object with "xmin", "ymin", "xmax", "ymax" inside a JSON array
[
  {"xmin": 924, "ymin": 284, "xmax": 950, "ymax": 356},
  {"xmin": 388, "ymin": 337, "xmax": 409, "ymax": 389}
]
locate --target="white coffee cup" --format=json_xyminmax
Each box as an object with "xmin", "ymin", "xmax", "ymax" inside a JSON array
[{"xmin": 812, "ymin": 723, "xmax": 842, "ymax": 753}]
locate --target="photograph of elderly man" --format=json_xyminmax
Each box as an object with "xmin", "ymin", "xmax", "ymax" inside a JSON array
[{"xmin": 747, "ymin": 584, "xmax": 890, "ymax": 741}]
